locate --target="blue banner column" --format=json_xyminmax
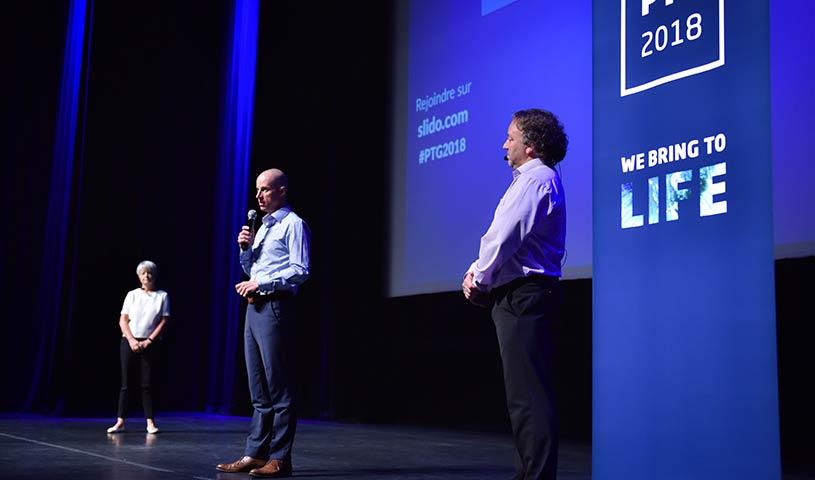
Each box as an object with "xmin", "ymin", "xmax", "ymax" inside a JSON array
[{"xmin": 592, "ymin": 1, "xmax": 780, "ymax": 479}]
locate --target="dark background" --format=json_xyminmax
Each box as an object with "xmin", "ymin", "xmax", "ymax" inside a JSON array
[{"xmin": 2, "ymin": 0, "xmax": 812, "ymax": 474}]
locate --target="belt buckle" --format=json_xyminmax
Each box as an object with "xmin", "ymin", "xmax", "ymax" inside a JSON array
[{"xmin": 248, "ymin": 292, "xmax": 272, "ymax": 304}]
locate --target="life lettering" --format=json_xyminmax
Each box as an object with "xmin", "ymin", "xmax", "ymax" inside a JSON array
[{"xmin": 621, "ymin": 162, "xmax": 727, "ymax": 229}]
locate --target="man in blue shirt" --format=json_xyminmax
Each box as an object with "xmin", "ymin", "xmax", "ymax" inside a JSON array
[
  {"xmin": 463, "ymin": 109, "xmax": 568, "ymax": 480},
  {"xmin": 217, "ymin": 168, "xmax": 310, "ymax": 478}
]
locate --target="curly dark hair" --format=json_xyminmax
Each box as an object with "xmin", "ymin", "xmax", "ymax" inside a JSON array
[{"xmin": 513, "ymin": 108, "xmax": 568, "ymax": 167}]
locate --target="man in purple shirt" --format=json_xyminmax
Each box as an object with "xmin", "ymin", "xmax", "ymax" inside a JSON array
[{"xmin": 463, "ymin": 109, "xmax": 568, "ymax": 480}]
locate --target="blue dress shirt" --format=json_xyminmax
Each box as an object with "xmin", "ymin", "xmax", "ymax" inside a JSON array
[{"xmin": 239, "ymin": 205, "xmax": 310, "ymax": 294}]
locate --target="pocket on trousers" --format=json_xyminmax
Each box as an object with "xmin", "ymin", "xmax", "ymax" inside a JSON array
[{"xmin": 269, "ymin": 301, "xmax": 282, "ymax": 323}]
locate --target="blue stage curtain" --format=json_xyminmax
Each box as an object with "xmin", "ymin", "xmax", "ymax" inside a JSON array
[
  {"xmin": 206, "ymin": 0, "xmax": 259, "ymax": 414},
  {"xmin": 25, "ymin": 0, "xmax": 92, "ymax": 413}
]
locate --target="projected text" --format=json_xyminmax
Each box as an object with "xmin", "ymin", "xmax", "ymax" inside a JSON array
[
  {"xmin": 414, "ymin": 81, "xmax": 473, "ymax": 165},
  {"xmin": 418, "ymin": 138, "xmax": 467, "ymax": 164},
  {"xmin": 417, "ymin": 110, "xmax": 469, "ymax": 139}
]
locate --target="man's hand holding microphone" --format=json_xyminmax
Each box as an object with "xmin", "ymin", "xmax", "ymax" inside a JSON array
[{"xmin": 236, "ymin": 209, "xmax": 260, "ymax": 299}]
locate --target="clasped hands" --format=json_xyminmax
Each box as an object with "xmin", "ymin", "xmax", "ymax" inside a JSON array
[
  {"xmin": 462, "ymin": 271, "xmax": 490, "ymax": 307},
  {"xmin": 128, "ymin": 338, "xmax": 151, "ymax": 353}
]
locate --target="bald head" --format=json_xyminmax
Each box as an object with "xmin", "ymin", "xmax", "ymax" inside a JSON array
[
  {"xmin": 258, "ymin": 168, "xmax": 288, "ymax": 188},
  {"xmin": 255, "ymin": 168, "xmax": 289, "ymax": 213}
]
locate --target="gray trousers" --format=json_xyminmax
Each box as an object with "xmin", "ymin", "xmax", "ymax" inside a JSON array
[{"xmin": 243, "ymin": 297, "xmax": 297, "ymax": 460}]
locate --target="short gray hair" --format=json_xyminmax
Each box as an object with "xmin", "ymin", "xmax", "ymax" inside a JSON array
[{"xmin": 136, "ymin": 260, "xmax": 158, "ymax": 276}]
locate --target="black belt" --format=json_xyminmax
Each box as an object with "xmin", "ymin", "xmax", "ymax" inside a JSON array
[
  {"xmin": 491, "ymin": 274, "xmax": 559, "ymax": 300},
  {"xmin": 247, "ymin": 290, "xmax": 293, "ymax": 304},
  {"xmin": 524, "ymin": 273, "xmax": 559, "ymax": 285}
]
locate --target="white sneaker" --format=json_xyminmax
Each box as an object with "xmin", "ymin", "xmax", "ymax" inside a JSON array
[{"xmin": 106, "ymin": 424, "xmax": 125, "ymax": 433}]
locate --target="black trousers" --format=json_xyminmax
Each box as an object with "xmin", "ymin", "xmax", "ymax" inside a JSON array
[
  {"xmin": 491, "ymin": 276, "xmax": 561, "ymax": 480},
  {"xmin": 116, "ymin": 337, "xmax": 157, "ymax": 419}
]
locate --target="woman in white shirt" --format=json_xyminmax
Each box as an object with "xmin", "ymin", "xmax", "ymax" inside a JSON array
[{"xmin": 107, "ymin": 260, "xmax": 170, "ymax": 434}]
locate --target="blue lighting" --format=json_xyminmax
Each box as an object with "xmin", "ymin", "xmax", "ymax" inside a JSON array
[
  {"xmin": 26, "ymin": 0, "xmax": 89, "ymax": 411},
  {"xmin": 207, "ymin": 0, "xmax": 259, "ymax": 414}
]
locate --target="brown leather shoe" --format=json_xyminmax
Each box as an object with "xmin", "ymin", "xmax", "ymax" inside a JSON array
[
  {"xmin": 249, "ymin": 459, "xmax": 292, "ymax": 478},
  {"xmin": 215, "ymin": 455, "xmax": 266, "ymax": 473}
]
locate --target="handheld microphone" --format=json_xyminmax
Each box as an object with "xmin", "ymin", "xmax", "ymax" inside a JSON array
[{"xmin": 247, "ymin": 209, "xmax": 257, "ymax": 236}]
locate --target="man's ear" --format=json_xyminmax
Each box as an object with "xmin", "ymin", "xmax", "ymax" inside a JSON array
[{"xmin": 525, "ymin": 145, "xmax": 534, "ymax": 157}]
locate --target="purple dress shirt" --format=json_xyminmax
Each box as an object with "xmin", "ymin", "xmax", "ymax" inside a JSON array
[{"xmin": 469, "ymin": 158, "xmax": 566, "ymax": 290}]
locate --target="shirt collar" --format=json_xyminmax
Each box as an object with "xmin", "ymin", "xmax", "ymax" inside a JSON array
[
  {"xmin": 263, "ymin": 205, "xmax": 291, "ymax": 226},
  {"xmin": 512, "ymin": 158, "xmax": 544, "ymax": 178}
]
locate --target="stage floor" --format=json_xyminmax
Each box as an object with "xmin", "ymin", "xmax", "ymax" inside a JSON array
[
  {"xmin": 0, "ymin": 414, "xmax": 590, "ymax": 479},
  {"xmin": 2, "ymin": 415, "xmax": 812, "ymax": 479}
]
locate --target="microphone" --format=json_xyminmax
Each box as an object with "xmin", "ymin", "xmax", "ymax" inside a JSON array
[{"xmin": 247, "ymin": 209, "xmax": 257, "ymax": 236}]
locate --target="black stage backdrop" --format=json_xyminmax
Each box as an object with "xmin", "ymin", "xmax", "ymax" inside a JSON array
[
  {"xmin": 4, "ymin": 2, "xmax": 71, "ymax": 410},
  {"xmin": 4, "ymin": 0, "xmax": 229, "ymax": 414},
  {"xmin": 3, "ymin": 1, "xmax": 812, "ymax": 470}
]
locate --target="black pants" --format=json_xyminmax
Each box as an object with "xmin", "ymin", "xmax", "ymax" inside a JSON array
[
  {"xmin": 491, "ymin": 276, "xmax": 561, "ymax": 480},
  {"xmin": 117, "ymin": 337, "xmax": 157, "ymax": 419}
]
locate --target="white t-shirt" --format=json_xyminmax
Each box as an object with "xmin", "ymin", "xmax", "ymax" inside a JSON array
[{"xmin": 120, "ymin": 288, "xmax": 170, "ymax": 338}]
